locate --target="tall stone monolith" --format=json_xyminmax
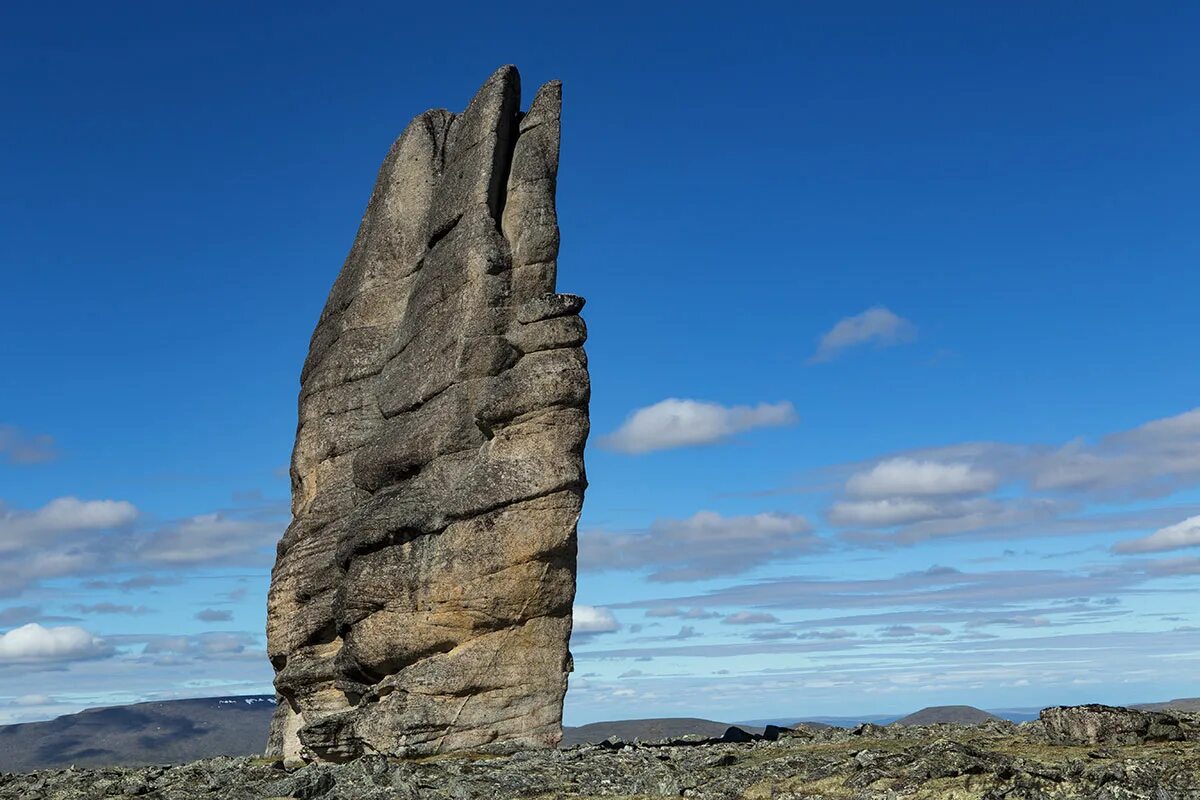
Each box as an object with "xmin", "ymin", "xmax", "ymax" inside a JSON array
[{"xmin": 265, "ymin": 65, "xmax": 587, "ymax": 764}]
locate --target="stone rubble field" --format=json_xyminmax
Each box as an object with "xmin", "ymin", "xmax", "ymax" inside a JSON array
[{"xmin": 3, "ymin": 705, "xmax": 1199, "ymax": 799}]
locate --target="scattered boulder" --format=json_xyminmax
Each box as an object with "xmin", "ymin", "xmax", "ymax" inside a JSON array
[
  {"xmin": 5, "ymin": 722, "xmax": 1200, "ymax": 799},
  {"xmin": 761, "ymin": 724, "xmax": 791, "ymax": 741},
  {"xmin": 719, "ymin": 726, "xmax": 757, "ymax": 744},
  {"xmin": 1040, "ymin": 704, "xmax": 1186, "ymax": 745}
]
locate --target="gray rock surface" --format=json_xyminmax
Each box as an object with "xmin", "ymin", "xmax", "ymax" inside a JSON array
[
  {"xmin": 265, "ymin": 65, "xmax": 588, "ymax": 765},
  {"xmin": 5, "ymin": 711, "xmax": 1199, "ymax": 799},
  {"xmin": 1040, "ymin": 703, "xmax": 1187, "ymax": 745}
]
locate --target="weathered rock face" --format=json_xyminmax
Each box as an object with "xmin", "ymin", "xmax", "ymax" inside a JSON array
[
  {"xmin": 1040, "ymin": 704, "xmax": 1186, "ymax": 745},
  {"xmin": 265, "ymin": 65, "xmax": 587, "ymax": 764}
]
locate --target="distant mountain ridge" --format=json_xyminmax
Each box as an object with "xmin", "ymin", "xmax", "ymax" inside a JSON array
[
  {"xmin": 3, "ymin": 695, "xmax": 1195, "ymax": 772},
  {"xmin": 894, "ymin": 705, "xmax": 1000, "ymax": 726},
  {"xmin": 1132, "ymin": 697, "xmax": 1200, "ymax": 713},
  {"xmin": 561, "ymin": 718, "xmax": 763, "ymax": 746},
  {"xmin": 0, "ymin": 696, "xmax": 276, "ymax": 773}
]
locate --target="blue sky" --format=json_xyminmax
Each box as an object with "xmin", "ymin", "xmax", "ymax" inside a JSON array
[{"xmin": 1, "ymin": 1, "xmax": 1199, "ymax": 726}]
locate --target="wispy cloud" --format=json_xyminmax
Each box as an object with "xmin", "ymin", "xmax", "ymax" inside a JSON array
[
  {"xmin": 599, "ymin": 399, "xmax": 797, "ymax": 454},
  {"xmin": 845, "ymin": 458, "xmax": 998, "ymax": 497},
  {"xmin": 0, "ymin": 496, "xmax": 285, "ymax": 597},
  {"xmin": 129, "ymin": 632, "xmax": 263, "ymax": 666},
  {"xmin": 809, "ymin": 307, "xmax": 916, "ymax": 363},
  {"xmin": 722, "ymin": 611, "xmax": 780, "ymax": 625},
  {"xmin": 135, "ymin": 514, "xmax": 281, "ymax": 567},
  {"xmin": 645, "ymin": 607, "xmax": 722, "ymax": 620},
  {"xmin": 582, "ymin": 510, "xmax": 820, "ymax": 582},
  {"xmin": 612, "ymin": 561, "xmax": 1186, "ymax": 615},
  {"xmin": 1113, "ymin": 515, "xmax": 1200, "ymax": 554},
  {"xmin": 0, "ymin": 425, "xmax": 58, "ymax": 465},
  {"xmin": 815, "ymin": 406, "xmax": 1200, "ymax": 548},
  {"xmin": 67, "ymin": 603, "xmax": 153, "ymax": 616}
]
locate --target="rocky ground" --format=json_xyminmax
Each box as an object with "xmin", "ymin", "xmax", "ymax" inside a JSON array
[{"xmin": 2, "ymin": 706, "xmax": 1198, "ymax": 799}]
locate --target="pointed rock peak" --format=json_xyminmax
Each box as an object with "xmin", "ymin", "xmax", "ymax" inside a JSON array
[
  {"xmin": 522, "ymin": 81, "xmax": 561, "ymax": 131},
  {"xmin": 463, "ymin": 64, "xmax": 522, "ymax": 121}
]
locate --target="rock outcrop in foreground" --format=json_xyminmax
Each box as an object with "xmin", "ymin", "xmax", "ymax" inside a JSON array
[
  {"xmin": 5, "ymin": 707, "xmax": 1198, "ymax": 799},
  {"xmin": 266, "ymin": 65, "xmax": 587, "ymax": 764}
]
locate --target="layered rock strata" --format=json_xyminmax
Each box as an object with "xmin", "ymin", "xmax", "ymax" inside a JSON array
[{"xmin": 265, "ymin": 65, "xmax": 587, "ymax": 764}]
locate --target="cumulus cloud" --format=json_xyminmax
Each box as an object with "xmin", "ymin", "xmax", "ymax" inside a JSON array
[
  {"xmin": 599, "ymin": 399, "xmax": 797, "ymax": 454},
  {"xmin": 809, "ymin": 307, "xmax": 916, "ymax": 363},
  {"xmin": 845, "ymin": 459, "xmax": 998, "ymax": 497},
  {"xmin": 722, "ymin": 611, "xmax": 780, "ymax": 625},
  {"xmin": 1112, "ymin": 515, "xmax": 1200, "ymax": 555},
  {"xmin": 0, "ymin": 624, "xmax": 112, "ymax": 664},
  {"xmin": 572, "ymin": 605, "xmax": 620, "ymax": 639},
  {"xmin": 581, "ymin": 510, "xmax": 820, "ymax": 581},
  {"xmin": 195, "ymin": 609, "xmax": 233, "ymax": 623},
  {"xmin": 0, "ymin": 425, "xmax": 58, "ymax": 465}
]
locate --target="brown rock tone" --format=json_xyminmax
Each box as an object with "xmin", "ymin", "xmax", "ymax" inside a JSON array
[{"xmin": 265, "ymin": 65, "xmax": 587, "ymax": 764}]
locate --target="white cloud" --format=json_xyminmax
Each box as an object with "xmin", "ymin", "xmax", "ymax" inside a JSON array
[
  {"xmin": 809, "ymin": 306, "xmax": 916, "ymax": 363},
  {"xmin": 1030, "ymin": 408, "xmax": 1200, "ymax": 499},
  {"xmin": 137, "ymin": 514, "xmax": 281, "ymax": 566},
  {"xmin": 0, "ymin": 497, "xmax": 137, "ymax": 555},
  {"xmin": 582, "ymin": 510, "xmax": 820, "ymax": 581},
  {"xmin": 1113, "ymin": 515, "xmax": 1200, "ymax": 555},
  {"xmin": 0, "ymin": 624, "xmax": 112, "ymax": 663},
  {"xmin": 819, "ymin": 407, "xmax": 1200, "ymax": 548},
  {"xmin": 846, "ymin": 458, "xmax": 998, "ymax": 497},
  {"xmin": 572, "ymin": 605, "xmax": 620, "ymax": 638},
  {"xmin": 599, "ymin": 398, "xmax": 797, "ymax": 454},
  {"xmin": 0, "ymin": 495, "xmax": 285, "ymax": 598},
  {"xmin": 828, "ymin": 497, "xmax": 960, "ymax": 527}
]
